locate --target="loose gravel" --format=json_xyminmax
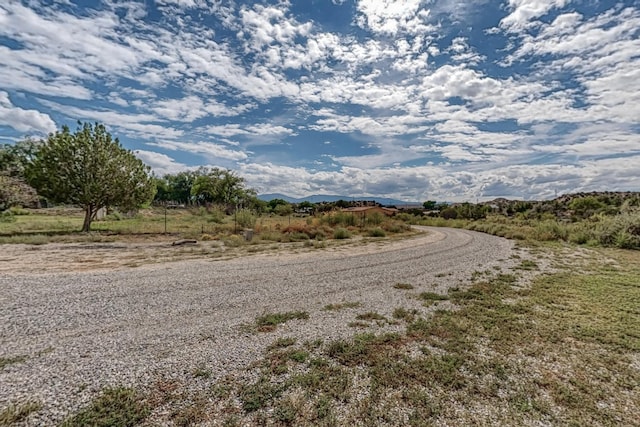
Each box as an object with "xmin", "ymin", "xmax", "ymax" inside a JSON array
[{"xmin": 0, "ymin": 227, "xmax": 522, "ymax": 425}]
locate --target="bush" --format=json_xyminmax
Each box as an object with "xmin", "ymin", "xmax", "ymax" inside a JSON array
[
  {"xmin": 235, "ymin": 209, "xmax": 256, "ymax": 229},
  {"xmin": 367, "ymin": 212, "xmax": 384, "ymax": 226},
  {"xmin": 333, "ymin": 228, "xmax": 351, "ymax": 239},
  {"xmin": 368, "ymin": 228, "xmax": 386, "ymax": 237},
  {"xmin": 0, "ymin": 210, "xmax": 16, "ymax": 223},
  {"xmin": 440, "ymin": 207, "xmax": 458, "ymax": 220}
]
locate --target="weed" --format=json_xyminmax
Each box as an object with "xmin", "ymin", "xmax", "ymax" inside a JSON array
[
  {"xmin": 0, "ymin": 355, "xmax": 27, "ymax": 370},
  {"xmin": 254, "ymin": 311, "xmax": 309, "ymax": 332},
  {"xmin": 192, "ymin": 365, "xmax": 212, "ymax": 379},
  {"xmin": 322, "ymin": 301, "xmax": 361, "ymax": 311},
  {"xmin": 355, "ymin": 312, "xmax": 387, "ymax": 322},
  {"xmin": 61, "ymin": 387, "xmax": 149, "ymax": 427},
  {"xmin": 268, "ymin": 337, "xmax": 296, "ymax": 350},
  {"xmin": 418, "ymin": 291, "xmax": 449, "ymax": 307},
  {"xmin": 393, "ymin": 282, "xmax": 414, "ymax": 290},
  {"xmin": 0, "ymin": 401, "xmax": 41, "ymax": 425},
  {"xmin": 517, "ymin": 259, "xmax": 539, "ymax": 270},
  {"xmin": 393, "ymin": 307, "xmax": 419, "ymax": 322},
  {"xmin": 239, "ymin": 378, "xmax": 283, "ymax": 412}
]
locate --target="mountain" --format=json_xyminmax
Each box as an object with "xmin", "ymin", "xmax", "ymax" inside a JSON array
[{"xmin": 258, "ymin": 193, "xmax": 419, "ymax": 206}]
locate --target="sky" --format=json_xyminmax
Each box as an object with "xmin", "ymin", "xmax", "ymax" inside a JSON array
[{"xmin": 1, "ymin": 0, "xmax": 639, "ymax": 202}]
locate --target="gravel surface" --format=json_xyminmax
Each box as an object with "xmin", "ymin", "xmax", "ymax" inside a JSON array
[{"xmin": 0, "ymin": 227, "xmax": 520, "ymax": 425}]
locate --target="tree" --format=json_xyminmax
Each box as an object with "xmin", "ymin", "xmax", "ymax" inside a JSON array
[
  {"xmin": 423, "ymin": 200, "xmax": 437, "ymax": 210},
  {"xmin": 0, "ymin": 139, "xmax": 41, "ymax": 211},
  {"xmin": 190, "ymin": 167, "xmax": 248, "ymax": 207},
  {"xmin": 26, "ymin": 122, "xmax": 155, "ymax": 232}
]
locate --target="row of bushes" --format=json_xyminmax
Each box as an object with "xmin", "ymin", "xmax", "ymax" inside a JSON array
[{"xmin": 421, "ymin": 211, "xmax": 640, "ymax": 250}]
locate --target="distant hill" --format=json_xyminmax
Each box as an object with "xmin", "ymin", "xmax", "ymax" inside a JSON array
[{"xmin": 258, "ymin": 193, "xmax": 419, "ymax": 206}]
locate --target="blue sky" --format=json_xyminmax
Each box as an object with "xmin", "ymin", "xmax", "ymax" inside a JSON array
[{"xmin": 1, "ymin": 0, "xmax": 639, "ymax": 202}]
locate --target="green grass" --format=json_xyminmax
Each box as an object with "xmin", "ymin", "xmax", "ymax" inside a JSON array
[
  {"xmin": 60, "ymin": 387, "xmax": 149, "ymax": 427},
  {"xmin": 254, "ymin": 311, "xmax": 309, "ymax": 332}
]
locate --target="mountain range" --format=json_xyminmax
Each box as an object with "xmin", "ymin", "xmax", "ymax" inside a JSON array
[{"xmin": 258, "ymin": 193, "xmax": 422, "ymax": 206}]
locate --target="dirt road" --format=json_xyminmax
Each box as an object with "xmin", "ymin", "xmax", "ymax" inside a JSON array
[{"xmin": 0, "ymin": 227, "xmax": 518, "ymax": 425}]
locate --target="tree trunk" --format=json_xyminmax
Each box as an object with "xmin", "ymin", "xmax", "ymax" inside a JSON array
[{"xmin": 81, "ymin": 205, "xmax": 93, "ymax": 232}]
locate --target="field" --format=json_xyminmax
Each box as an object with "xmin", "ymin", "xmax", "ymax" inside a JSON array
[
  {"xmin": 0, "ymin": 206, "xmax": 411, "ymax": 244},
  {"xmin": 1, "ymin": 208, "xmax": 639, "ymax": 426}
]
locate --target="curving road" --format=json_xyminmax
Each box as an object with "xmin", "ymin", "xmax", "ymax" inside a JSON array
[{"xmin": 0, "ymin": 227, "xmax": 516, "ymax": 425}]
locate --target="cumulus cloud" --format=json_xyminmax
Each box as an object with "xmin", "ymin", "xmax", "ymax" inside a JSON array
[
  {"xmin": 134, "ymin": 149, "xmax": 190, "ymax": 176},
  {"xmin": 0, "ymin": 0, "xmax": 638, "ymax": 200},
  {"xmin": 0, "ymin": 91, "xmax": 56, "ymax": 134}
]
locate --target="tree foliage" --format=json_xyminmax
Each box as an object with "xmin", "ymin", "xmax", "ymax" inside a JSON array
[
  {"xmin": 153, "ymin": 168, "xmax": 258, "ymax": 210},
  {"xmin": 0, "ymin": 140, "xmax": 41, "ymax": 211},
  {"xmin": 26, "ymin": 122, "xmax": 155, "ymax": 232}
]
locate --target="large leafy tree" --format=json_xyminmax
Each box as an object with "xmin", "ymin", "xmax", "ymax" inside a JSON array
[
  {"xmin": 26, "ymin": 122, "xmax": 156, "ymax": 232},
  {"xmin": 190, "ymin": 167, "xmax": 250, "ymax": 206}
]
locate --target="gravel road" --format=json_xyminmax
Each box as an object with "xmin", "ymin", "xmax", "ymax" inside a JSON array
[{"xmin": 0, "ymin": 227, "xmax": 518, "ymax": 425}]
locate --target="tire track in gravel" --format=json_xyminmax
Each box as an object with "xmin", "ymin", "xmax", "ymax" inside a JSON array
[{"xmin": 0, "ymin": 227, "xmax": 517, "ymax": 426}]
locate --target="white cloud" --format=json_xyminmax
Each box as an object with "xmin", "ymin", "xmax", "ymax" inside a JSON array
[
  {"xmin": 500, "ymin": 0, "xmax": 571, "ymax": 32},
  {"xmin": 147, "ymin": 140, "xmax": 249, "ymax": 162},
  {"xmin": 0, "ymin": 91, "xmax": 56, "ymax": 134},
  {"xmin": 355, "ymin": 0, "xmax": 433, "ymax": 35},
  {"xmin": 134, "ymin": 149, "xmax": 190, "ymax": 176}
]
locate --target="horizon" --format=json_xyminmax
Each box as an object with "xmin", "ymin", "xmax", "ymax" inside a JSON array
[{"xmin": 1, "ymin": 0, "xmax": 639, "ymax": 203}]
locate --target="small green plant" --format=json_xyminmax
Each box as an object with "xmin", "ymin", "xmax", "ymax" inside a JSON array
[
  {"xmin": 239, "ymin": 378, "xmax": 283, "ymax": 412},
  {"xmin": 393, "ymin": 307, "xmax": 418, "ymax": 322},
  {"xmin": 268, "ymin": 337, "xmax": 297, "ymax": 350},
  {"xmin": 254, "ymin": 311, "xmax": 310, "ymax": 332},
  {"xmin": 193, "ymin": 365, "xmax": 213, "ymax": 379},
  {"xmin": 61, "ymin": 387, "xmax": 149, "ymax": 427},
  {"xmin": 323, "ymin": 301, "xmax": 361, "ymax": 311},
  {"xmin": 355, "ymin": 312, "xmax": 387, "ymax": 322},
  {"xmin": 418, "ymin": 292, "xmax": 449, "ymax": 307},
  {"xmin": 517, "ymin": 260, "xmax": 539, "ymax": 270},
  {"xmin": 393, "ymin": 283, "xmax": 414, "ymax": 290}
]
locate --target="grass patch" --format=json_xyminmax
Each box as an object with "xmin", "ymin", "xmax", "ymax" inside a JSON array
[
  {"xmin": 0, "ymin": 401, "xmax": 41, "ymax": 425},
  {"xmin": 61, "ymin": 387, "xmax": 149, "ymax": 427},
  {"xmin": 322, "ymin": 301, "xmax": 361, "ymax": 311},
  {"xmin": 517, "ymin": 259, "xmax": 539, "ymax": 270},
  {"xmin": 393, "ymin": 282, "xmax": 414, "ymax": 290},
  {"xmin": 418, "ymin": 291, "xmax": 449, "ymax": 307},
  {"xmin": 254, "ymin": 311, "xmax": 309, "ymax": 332}
]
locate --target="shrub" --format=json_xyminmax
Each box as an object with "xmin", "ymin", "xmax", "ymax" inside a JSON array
[
  {"xmin": 0, "ymin": 210, "xmax": 16, "ymax": 223},
  {"xmin": 440, "ymin": 207, "xmax": 458, "ymax": 220},
  {"xmin": 333, "ymin": 228, "xmax": 351, "ymax": 239},
  {"xmin": 235, "ymin": 209, "xmax": 256, "ymax": 229},
  {"xmin": 367, "ymin": 212, "xmax": 384, "ymax": 226},
  {"xmin": 368, "ymin": 228, "xmax": 386, "ymax": 237}
]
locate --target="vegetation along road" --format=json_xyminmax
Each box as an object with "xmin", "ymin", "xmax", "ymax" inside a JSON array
[{"xmin": 1, "ymin": 227, "xmax": 519, "ymax": 425}]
